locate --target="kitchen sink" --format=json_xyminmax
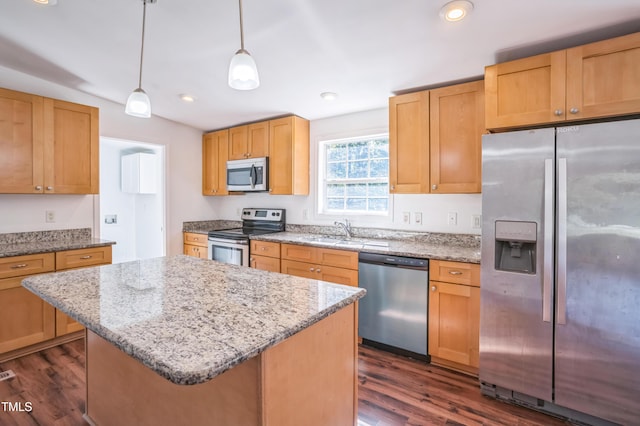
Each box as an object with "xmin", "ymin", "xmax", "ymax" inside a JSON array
[{"xmin": 296, "ymin": 235, "xmax": 389, "ymax": 250}]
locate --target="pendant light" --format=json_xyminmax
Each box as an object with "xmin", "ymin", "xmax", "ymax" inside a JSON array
[
  {"xmin": 125, "ymin": 0, "xmax": 155, "ymax": 118},
  {"xmin": 228, "ymin": 0, "xmax": 260, "ymax": 90}
]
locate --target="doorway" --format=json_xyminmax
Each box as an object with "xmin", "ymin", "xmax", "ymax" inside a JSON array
[{"xmin": 98, "ymin": 137, "xmax": 166, "ymax": 263}]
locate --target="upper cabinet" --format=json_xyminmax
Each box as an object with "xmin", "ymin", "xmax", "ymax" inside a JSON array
[
  {"xmin": 269, "ymin": 116, "xmax": 309, "ymax": 195},
  {"xmin": 430, "ymin": 80, "xmax": 484, "ymax": 194},
  {"xmin": 389, "ymin": 91, "xmax": 430, "ymax": 194},
  {"xmin": 228, "ymin": 121, "xmax": 269, "ymax": 160},
  {"xmin": 202, "ymin": 129, "xmax": 229, "ymax": 196},
  {"xmin": 389, "ymin": 81, "xmax": 483, "ymax": 195},
  {"xmin": 486, "ymin": 32, "xmax": 640, "ymax": 130},
  {"xmin": 0, "ymin": 88, "xmax": 99, "ymax": 194}
]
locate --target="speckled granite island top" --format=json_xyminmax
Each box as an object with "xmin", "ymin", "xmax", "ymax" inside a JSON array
[{"xmin": 22, "ymin": 255, "xmax": 365, "ymax": 385}]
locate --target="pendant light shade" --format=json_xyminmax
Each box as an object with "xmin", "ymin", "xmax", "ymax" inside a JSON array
[
  {"xmin": 125, "ymin": 88, "xmax": 151, "ymax": 118},
  {"xmin": 126, "ymin": 0, "xmax": 155, "ymax": 118},
  {"xmin": 229, "ymin": 0, "xmax": 259, "ymax": 90}
]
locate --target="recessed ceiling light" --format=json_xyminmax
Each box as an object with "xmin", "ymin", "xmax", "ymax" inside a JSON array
[
  {"xmin": 179, "ymin": 94, "xmax": 196, "ymax": 103},
  {"xmin": 33, "ymin": 0, "xmax": 57, "ymax": 5},
  {"xmin": 320, "ymin": 92, "xmax": 338, "ymax": 101},
  {"xmin": 440, "ymin": 0, "xmax": 473, "ymax": 22}
]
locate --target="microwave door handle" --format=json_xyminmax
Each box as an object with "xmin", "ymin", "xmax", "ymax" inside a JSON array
[{"xmin": 249, "ymin": 164, "xmax": 256, "ymax": 189}]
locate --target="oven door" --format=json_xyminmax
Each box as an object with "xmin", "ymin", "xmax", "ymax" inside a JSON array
[{"xmin": 207, "ymin": 238, "xmax": 249, "ymax": 266}]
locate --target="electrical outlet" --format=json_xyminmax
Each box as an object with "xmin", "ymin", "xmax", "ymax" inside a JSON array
[
  {"xmin": 414, "ymin": 212, "xmax": 422, "ymax": 225},
  {"xmin": 236, "ymin": 208, "xmax": 241, "ymax": 216},
  {"xmin": 447, "ymin": 212, "xmax": 457, "ymax": 226},
  {"xmin": 45, "ymin": 210, "xmax": 55, "ymax": 223},
  {"xmin": 472, "ymin": 214, "xmax": 482, "ymax": 229},
  {"xmin": 402, "ymin": 212, "xmax": 411, "ymax": 224}
]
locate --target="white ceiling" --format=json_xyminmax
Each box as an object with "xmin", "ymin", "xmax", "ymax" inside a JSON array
[{"xmin": 2, "ymin": 0, "xmax": 640, "ymax": 131}]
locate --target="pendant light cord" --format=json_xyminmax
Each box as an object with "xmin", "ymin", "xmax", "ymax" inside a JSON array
[
  {"xmin": 238, "ymin": 0, "xmax": 245, "ymax": 51},
  {"xmin": 137, "ymin": 0, "xmax": 148, "ymax": 89}
]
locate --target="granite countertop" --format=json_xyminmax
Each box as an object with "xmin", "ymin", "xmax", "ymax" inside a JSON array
[
  {"xmin": 0, "ymin": 228, "xmax": 115, "ymax": 258},
  {"xmin": 22, "ymin": 255, "xmax": 365, "ymax": 385},
  {"xmin": 252, "ymin": 231, "xmax": 482, "ymax": 264}
]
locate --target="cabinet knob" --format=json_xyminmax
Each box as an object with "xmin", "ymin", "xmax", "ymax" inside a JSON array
[
  {"xmin": 390, "ymin": 185, "xmax": 395, "ymax": 191},
  {"xmin": 554, "ymin": 109, "xmax": 563, "ymax": 116},
  {"xmin": 35, "ymin": 185, "xmax": 42, "ymax": 191},
  {"xmin": 46, "ymin": 186, "xmax": 53, "ymax": 191},
  {"xmin": 449, "ymin": 270, "xmax": 463, "ymax": 275},
  {"xmin": 261, "ymin": 247, "xmax": 266, "ymax": 251},
  {"xmin": 80, "ymin": 255, "xmax": 92, "ymax": 260},
  {"xmin": 569, "ymin": 107, "xmax": 579, "ymax": 114},
  {"xmin": 269, "ymin": 188, "xmax": 273, "ymax": 192},
  {"xmin": 250, "ymin": 257, "xmax": 254, "ymax": 262},
  {"xmin": 11, "ymin": 264, "xmax": 28, "ymax": 269},
  {"xmin": 316, "ymin": 269, "xmax": 321, "ymax": 273},
  {"xmin": 309, "ymin": 267, "xmax": 315, "ymax": 272},
  {"xmin": 212, "ymin": 189, "xmax": 216, "ymax": 194},
  {"xmin": 431, "ymin": 286, "xmax": 437, "ymax": 292},
  {"xmin": 432, "ymin": 184, "xmax": 437, "ymax": 190}
]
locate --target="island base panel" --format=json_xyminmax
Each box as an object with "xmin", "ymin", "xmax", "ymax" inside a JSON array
[{"xmin": 84, "ymin": 303, "xmax": 357, "ymax": 426}]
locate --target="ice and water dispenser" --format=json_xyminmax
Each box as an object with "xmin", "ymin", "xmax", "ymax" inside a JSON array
[{"xmin": 494, "ymin": 221, "xmax": 537, "ymax": 274}]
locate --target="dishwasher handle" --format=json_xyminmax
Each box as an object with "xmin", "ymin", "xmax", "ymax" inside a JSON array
[{"xmin": 358, "ymin": 252, "xmax": 428, "ymax": 270}]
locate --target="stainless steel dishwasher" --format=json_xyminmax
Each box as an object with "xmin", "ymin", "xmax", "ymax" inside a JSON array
[{"xmin": 358, "ymin": 252, "xmax": 429, "ymax": 360}]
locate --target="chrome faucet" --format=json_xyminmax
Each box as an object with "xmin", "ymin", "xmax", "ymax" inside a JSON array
[{"xmin": 334, "ymin": 219, "xmax": 352, "ymax": 238}]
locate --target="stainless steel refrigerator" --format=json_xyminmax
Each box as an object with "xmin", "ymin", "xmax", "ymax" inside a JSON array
[{"xmin": 480, "ymin": 119, "xmax": 640, "ymax": 425}]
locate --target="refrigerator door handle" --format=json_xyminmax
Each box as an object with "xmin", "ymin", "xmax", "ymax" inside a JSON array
[
  {"xmin": 557, "ymin": 157, "xmax": 568, "ymax": 325},
  {"xmin": 543, "ymin": 159, "xmax": 553, "ymax": 323}
]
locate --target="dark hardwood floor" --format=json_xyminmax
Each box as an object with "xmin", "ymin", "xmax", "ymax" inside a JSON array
[{"xmin": 0, "ymin": 340, "xmax": 574, "ymax": 426}]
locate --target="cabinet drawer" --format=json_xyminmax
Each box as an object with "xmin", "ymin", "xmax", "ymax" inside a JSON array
[
  {"xmin": 56, "ymin": 246, "xmax": 112, "ymax": 271},
  {"xmin": 281, "ymin": 244, "xmax": 317, "ymax": 263},
  {"xmin": 281, "ymin": 259, "xmax": 317, "ymax": 279},
  {"xmin": 184, "ymin": 232, "xmax": 208, "ymax": 247},
  {"xmin": 0, "ymin": 253, "xmax": 55, "ymax": 279},
  {"xmin": 250, "ymin": 241, "xmax": 280, "ymax": 259},
  {"xmin": 317, "ymin": 248, "xmax": 358, "ymax": 270},
  {"xmin": 430, "ymin": 260, "xmax": 480, "ymax": 287},
  {"xmin": 250, "ymin": 255, "xmax": 280, "ymax": 272}
]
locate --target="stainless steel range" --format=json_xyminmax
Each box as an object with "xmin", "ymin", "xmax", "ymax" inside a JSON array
[{"xmin": 207, "ymin": 208, "xmax": 285, "ymax": 266}]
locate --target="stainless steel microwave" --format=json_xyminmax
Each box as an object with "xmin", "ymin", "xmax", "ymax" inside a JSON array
[{"xmin": 226, "ymin": 157, "xmax": 268, "ymax": 192}]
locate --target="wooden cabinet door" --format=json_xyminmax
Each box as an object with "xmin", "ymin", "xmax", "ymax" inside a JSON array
[
  {"xmin": 0, "ymin": 88, "xmax": 44, "ymax": 194},
  {"xmin": 0, "ymin": 276, "xmax": 55, "ymax": 353},
  {"xmin": 317, "ymin": 248, "xmax": 358, "ymax": 270},
  {"xmin": 228, "ymin": 125, "xmax": 248, "ymax": 160},
  {"xmin": 566, "ymin": 32, "xmax": 640, "ymax": 121},
  {"xmin": 485, "ymin": 51, "xmax": 566, "ymax": 130},
  {"xmin": 202, "ymin": 129, "xmax": 229, "ymax": 195},
  {"xmin": 269, "ymin": 116, "xmax": 309, "ymax": 195},
  {"xmin": 43, "ymin": 98, "xmax": 99, "ymax": 194},
  {"xmin": 430, "ymin": 81, "xmax": 484, "ymax": 194},
  {"xmin": 429, "ymin": 281, "xmax": 480, "ymax": 368},
  {"xmin": 389, "ymin": 91, "xmax": 430, "ymax": 193},
  {"xmin": 55, "ymin": 310, "xmax": 84, "ymax": 336},
  {"xmin": 280, "ymin": 260, "xmax": 317, "ymax": 279},
  {"xmin": 247, "ymin": 121, "xmax": 269, "ymax": 158},
  {"xmin": 250, "ymin": 255, "xmax": 280, "ymax": 272}
]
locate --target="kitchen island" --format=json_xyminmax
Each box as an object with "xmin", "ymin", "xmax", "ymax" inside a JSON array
[{"xmin": 22, "ymin": 255, "xmax": 365, "ymax": 426}]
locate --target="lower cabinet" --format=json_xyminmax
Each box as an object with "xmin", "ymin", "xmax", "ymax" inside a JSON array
[
  {"xmin": 183, "ymin": 232, "xmax": 208, "ymax": 259},
  {"xmin": 0, "ymin": 246, "xmax": 112, "ymax": 359},
  {"xmin": 250, "ymin": 241, "xmax": 280, "ymax": 272},
  {"xmin": 280, "ymin": 244, "xmax": 358, "ymax": 287},
  {"xmin": 428, "ymin": 260, "xmax": 480, "ymax": 375}
]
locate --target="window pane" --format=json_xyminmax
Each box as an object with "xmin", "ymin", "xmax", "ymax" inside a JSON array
[
  {"xmin": 327, "ymin": 144, "xmax": 347, "ymax": 162},
  {"xmin": 368, "ymin": 182, "xmax": 388, "ymax": 196},
  {"xmin": 346, "ymin": 198, "xmax": 367, "ymax": 210},
  {"xmin": 327, "ymin": 162, "xmax": 347, "ymax": 179},
  {"xmin": 348, "ymin": 142, "xmax": 369, "ymax": 160},
  {"xmin": 348, "ymin": 160, "xmax": 368, "ymax": 178},
  {"xmin": 327, "ymin": 183, "xmax": 345, "ymax": 197},
  {"xmin": 369, "ymin": 159, "xmax": 389, "ymax": 178},
  {"xmin": 368, "ymin": 198, "xmax": 388, "ymax": 211},
  {"xmin": 346, "ymin": 183, "xmax": 366, "ymax": 197},
  {"xmin": 370, "ymin": 139, "xmax": 389, "ymax": 158},
  {"xmin": 327, "ymin": 198, "xmax": 345, "ymax": 210}
]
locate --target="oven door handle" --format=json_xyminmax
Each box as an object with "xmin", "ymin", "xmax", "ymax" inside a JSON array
[{"xmin": 207, "ymin": 239, "xmax": 248, "ymax": 248}]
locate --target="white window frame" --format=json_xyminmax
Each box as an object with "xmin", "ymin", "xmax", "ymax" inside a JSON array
[{"xmin": 317, "ymin": 133, "xmax": 390, "ymax": 217}]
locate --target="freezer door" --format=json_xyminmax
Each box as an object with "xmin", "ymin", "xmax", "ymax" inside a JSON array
[
  {"xmin": 555, "ymin": 119, "xmax": 640, "ymax": 425},
  {"xmin": 480, "ymin": 128, "xmax": 555, "ymax": 401}
]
